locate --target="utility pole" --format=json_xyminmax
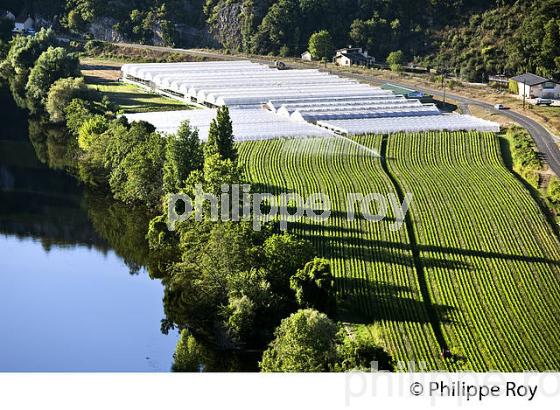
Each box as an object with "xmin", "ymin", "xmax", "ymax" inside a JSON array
[
  {"xmin": 441, "ymin": 70, "xmax": 446, "ymax": 105},
  {"xmin": 522, "ymin": 79, "xmax": 526, "ymax": 110}
]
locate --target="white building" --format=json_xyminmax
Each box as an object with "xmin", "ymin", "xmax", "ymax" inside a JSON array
[
  {"xmin": 510, "ymin": 73, "xmax": 560, "ymax": 99},
  {"xmin": 301, "ymin": 51, "xmax": 313, "ymax": 61},
  {"xmin": 333, "ymin": 47, "xmax": 374, "ymax": 67},
  {"xmin": 13, "ymin": 14, "xmax": 34, "ymax": 33}
]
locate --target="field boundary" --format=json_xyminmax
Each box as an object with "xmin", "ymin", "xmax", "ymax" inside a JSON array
[{"xmin": 379, "ymin": 134, "xmax": 449, "ymax": 354}]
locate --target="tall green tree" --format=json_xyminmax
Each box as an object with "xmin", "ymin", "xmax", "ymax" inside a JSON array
[
  {"xmin": 539, "ymin": 18, "xmax": 560, "ymax": 78},
  {"xmin": 45, "ymin": 77, "xmax": 87, "ymax": 123},
  {"xmin": 290, "ymin": 258, "xmax": 336, "ymax": 315},
  {"xmin": 163, "ymin": 120, "xmax": 203, "ymax": 193},
  {"xmin": 263, "ymin": 233, "xmax": 314, "ymax": 293},
  {"xmin": 308, "ymin": 30, "xmax": 334, "ymax": 60},
  {"xmin": 0, "ymin": 28, "xmax": 57, "ymax": 107},
  {"xmin": 205, "ymin": 105, "xmax": 236, "ymax": 162},
  {"xmin": 109, "ymin": 130, "xmax": 166, "ymax": 207}
]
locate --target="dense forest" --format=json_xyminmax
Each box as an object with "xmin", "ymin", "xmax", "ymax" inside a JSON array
[{"xmin": 1, "ymin": 1, "xmax": 559, "ymax": 86}]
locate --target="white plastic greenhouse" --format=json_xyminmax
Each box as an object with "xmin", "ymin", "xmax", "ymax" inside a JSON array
[
  {"xmin": 317, "ymin": 114, "xmax": 501, "ymax": 134},
  {"xmin": 123, "ymin": 109, "xmax": 334, "ymax": 141},
  {"xmin": 120, "ymin": 60, "xmax": 500, "ymax": 139}
]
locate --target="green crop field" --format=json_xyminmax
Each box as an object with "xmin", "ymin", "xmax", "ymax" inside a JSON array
[{"xmin": 238, "ymin": 132, "xmax": 560, "ymax": 371}]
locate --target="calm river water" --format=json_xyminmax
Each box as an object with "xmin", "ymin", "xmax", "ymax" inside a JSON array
[{"xmin": 0, "ymin": 88, "xmax": 177, "ymax": 371}]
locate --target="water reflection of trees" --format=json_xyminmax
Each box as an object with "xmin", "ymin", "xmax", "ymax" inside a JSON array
[
  {"xmin": 1, "ymin": 110, "xmax": 154, "ymax": 275},
  {"xmin": 82, "ymin": 190, "xmax": 155, "ymax": 275},
  {"xmin": 1, "ymin": 93, "xmax": 256, "ymax": 370}
]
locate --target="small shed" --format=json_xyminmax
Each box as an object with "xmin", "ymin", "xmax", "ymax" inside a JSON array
[{"xmin": 301, "ymin": 51, "xmax": 313, "ymax": 61}]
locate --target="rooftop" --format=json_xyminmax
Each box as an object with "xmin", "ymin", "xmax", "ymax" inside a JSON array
[{"xmin": 510, "ymin": 73, "xmax": 555, "ymax": 86}]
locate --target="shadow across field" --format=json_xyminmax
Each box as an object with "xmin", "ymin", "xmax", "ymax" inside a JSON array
[{"xmin": 337, "ymin": 280, "xmax": 455, "ymax": 325}]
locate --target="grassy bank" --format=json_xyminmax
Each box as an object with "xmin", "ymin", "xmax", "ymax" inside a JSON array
[
  {"xmin": 80, "ymin": 57, "xmax": 192, "ymax": 113},
  {"xmin": 87, "ymin": 81, "xmax": 190, "ymax": 113}
]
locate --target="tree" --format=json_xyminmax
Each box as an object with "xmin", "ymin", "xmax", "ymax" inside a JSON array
[
  {"xmin": 25, "ymin": 46, "xmax": 80, "ymax": 113},
  {"xmin": 163, "ymin": 120, "xmax": 203, "ymax": 193},
  {"xmin": 290, "ymin": 257, "xmax": 336, "ymax": 314},
  {"xmin": 251, "ymin": 0, "xmax": 302, "ymax": 55},
  {"xmin": 109, "ymin": 131, "xmax": 166, "ymax": 207},
  {"xmin": 263, "ymin": 233, "xmax": 314, "ymax": 293},
  {"xmin": 386, "ymin": 50, "xmax": 404, "ymax": 72},
  {"xmin": 66, "ymin": 9, "xmax": 88, "ymax": 32},
  {"xmin": 349, "ymin": 17, "xmax": 392, "ymax": 59},
  {"xmin": 0, "ymin": 17, "xmax": 14, "ymax": 44},
  {"xmin": 78, "ymin": 115, "xmax": 109, "ymax": 151},
  {"xmin": 0, "ymin": 28, "xmax": 57, "ymax": 106},
  {"xmin": 64, "ymin": 98, "xmax": 95, "ymax": 134},
  {"xmin": 46, "ymin": 77, "xmax": 87, "ymax": 123},
  {"xmin": 205, "ymin": 105, "xmax": 236, "ymax": 162},
  {"xmin": 539, "ymin": 19, "xmax": 560, "ymax": 78},
  {"xmin": 308, "ymin": 30, "xmax": 334, "ymax": 60},
  {"xmin": 172, "ymin": 329, "xmax": 206, "ymax": 372},
  {"xmin": 260, "ymin": 309, "xmax": 339, "ymax": 372},
  {"xmin": 0, "ymin": 27, "xmax": 57, "ymax": 76}
]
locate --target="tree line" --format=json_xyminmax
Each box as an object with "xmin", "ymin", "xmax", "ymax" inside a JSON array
[{"xmin": 1, "ymin": 1, "xmax": 558, "ymax": 80}]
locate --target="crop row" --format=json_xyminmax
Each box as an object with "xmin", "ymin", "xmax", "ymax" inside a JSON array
[
  {"xmin": 238, "ymin": 137, "xmax": 444, "ymax": 369},
  {"xmin": 372, "ymin": 131, "xmax": 560, "ymax": 371},
  {"xmin": 239, "ymin": 131, "xmax": 560, "ymax": 371}
]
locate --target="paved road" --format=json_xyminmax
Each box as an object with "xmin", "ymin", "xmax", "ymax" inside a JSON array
[{"xmin": 111, "ymin": 42, "xmax": 560, "ymax": 176}]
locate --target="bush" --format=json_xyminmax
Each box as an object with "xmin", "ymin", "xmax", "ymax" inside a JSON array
[
  {"xmin": 387, "ymin": 50, "xmax": 404, "ymax": 72},
  {"xmin": 506, "ymin": 127, "xmax": 543, "ymax": 188}
]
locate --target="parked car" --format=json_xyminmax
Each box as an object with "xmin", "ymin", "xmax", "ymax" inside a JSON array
[
  {"xmin": 494, "ymin": 103, "xmax": 505, "ymax": 110},
  {"xmin": 535, "ymin": 98, "xmax": 552, "ymax": 105}
]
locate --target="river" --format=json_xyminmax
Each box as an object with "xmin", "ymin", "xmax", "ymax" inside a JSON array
[{"xmin": 0, "ymin": 88, "xmax": 178, "ymax": 371}]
